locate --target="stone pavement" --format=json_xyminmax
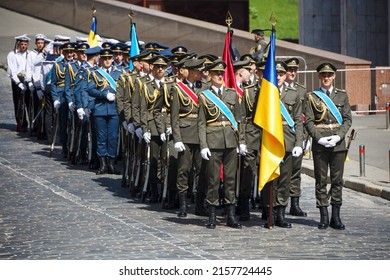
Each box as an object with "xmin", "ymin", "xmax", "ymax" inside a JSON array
[{"xmin": 0, "ymin": 7, "xmax": 389, "ymax": 261}]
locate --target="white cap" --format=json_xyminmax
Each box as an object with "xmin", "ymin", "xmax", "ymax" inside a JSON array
[
  {"xmin": 54, "ymin": 35, "xmax": 71, "ymax": 42},
  {"xmin": 104, "ymin": 38, "xmax": 120, "ymax": 45},
  {"xmin": 35, "ymin": 34, "xmax": 47, "ymax": 41},
  {"xmin": 15, "ymin": 34, "xmax": 30, "ymax": 42},
  {"xmin": 75, "ymin": 36, "xmax": 88, "ymax": 43}
]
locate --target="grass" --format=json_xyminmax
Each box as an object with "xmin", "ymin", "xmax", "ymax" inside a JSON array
[{"xmin": 249, "ymin": 0, "xmax": 299, "ymax": 41}]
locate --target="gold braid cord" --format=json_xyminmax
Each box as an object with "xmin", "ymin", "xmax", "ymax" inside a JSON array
[
  {"xmin": 68, "ymin": 64, "xmax": 76, "ymax": 86},
  {"xmin": 92, "ymin": 72, "xmax": 109, "ymax": 90},
  {"xmin": 144, "ymin": 85, "xmax": 159, "ymax": 112},
  {"xmin": 55, "ymin": 63, "xmax": 66, "ymax": 80},
  {"xmin": 174, "ymin": 85, "xmax": 194, "ymax": 118},
  {"xmin": 163, "ymin": 84, "xmax": 171, "ymax": 110},
  {"xmin": 308, "ymin": 93, "xmax": 327, "ymax": 122},
  {"xmin": 244, "ymin": 88, "xmax": 254, "ymax": 113},
  {"xmin": 200, "ymin": 95, "xmax": 220, "ymax": 123}
]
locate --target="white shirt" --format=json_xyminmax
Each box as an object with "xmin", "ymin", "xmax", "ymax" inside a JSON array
[{"xmin": 7, "ymin": 50, "xmax": 29, "ymax": 84}]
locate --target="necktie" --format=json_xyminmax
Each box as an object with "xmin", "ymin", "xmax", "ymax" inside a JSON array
[
  {"xmin": 326, "ymin": 90, "xmax": 330, "ymax": 96},
  {"xmin": 218, "ymin": 89, "xmax": 222, "ymax": 97},
  {"xmin": 106, "ymin": 69, "xmax": 109, "ymax": 74}
]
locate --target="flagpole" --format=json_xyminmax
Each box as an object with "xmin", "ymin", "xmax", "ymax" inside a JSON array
[{"xmin": 267, "ymin": 13, "xmax": 277, "ymax": 230}]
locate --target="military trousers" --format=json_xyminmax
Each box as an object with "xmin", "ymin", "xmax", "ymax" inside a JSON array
[
  {"xmin": 176, "ymin": 143, "xmax": 201, "ymax": 194},
  {"xmin": 95, "ymin": 114, "xmax": 119, "ymax": 158},
  {"xmin": 240, "ymin": 148, "xmax": 259, "ymax": 198},
  {"xmin": 206, "ymin": 147, "xmax": 237, "ymax": 206},
  {"xmin": 312, "ymin": 150, "xmax": 346, "ymax": 207},
  {"xmin": 290, "ymin": 153, "xmax": 304, "ymax": 197}
]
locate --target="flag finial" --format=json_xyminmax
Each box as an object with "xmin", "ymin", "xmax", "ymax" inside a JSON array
[
  {"xmin": 128, "ymin": 7, "xmax": 134, "ymax": 21},
  {"xmin": 92, "ymin": 4, "xmax": 96, "ymax": 16},
  {"xmin": 225, "ymin": 11, "xmax": 233, "ymax": 28},
  {"xmin": 269, "ymin": 12, "xmax": 277, "ymax": 30}
]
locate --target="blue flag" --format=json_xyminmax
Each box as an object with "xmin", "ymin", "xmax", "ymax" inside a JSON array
[{"xmin": 129, "ymin": 23, "xmax": 140, "ymax": 71}]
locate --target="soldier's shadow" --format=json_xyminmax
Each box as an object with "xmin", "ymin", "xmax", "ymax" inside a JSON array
[{"xmin": 92, "ymin": 177, "xmax": 133, "ymax": 200}]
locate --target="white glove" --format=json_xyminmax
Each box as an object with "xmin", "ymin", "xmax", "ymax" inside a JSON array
[
  {"xmin": 160, "ymin": 133, "xmax": 166, "ymax": 142},
  {"xmin": 76, "ymin": 108, "xmax": 85, "ymax": 120},
  {"xmin": 135, "ymin": 127, "xmax": 143, "ymax": 139},
  {"xmin": 318, "ymin": 137, "xmax": 329, "ymax": 146},
  {"xmin": 201, "ymin": 148, "xmax": 211, "ymax": 160},
  {"xmin": 106, "ymin": 92, "xmax": 115, "ymax": 101},
  {"xmin": 174, "ymin": 142, "xmax": 186, "ymax": 152},
  {"xmin": 84, "ymin": 108, "xmax": 90, "ymax": 117},
  {"xmin": 28, "ymin": 82, "xmax": 35, "ymax": 92},
  {"xmin": 239, "ymin": 144, "xmax": 247, "ymax": 156},
  {"xmin": 292, "ymin": 146, "xmax": 303, "ymax": 157},
  {"xmin": 127, "ymin": 122, "xmax": 135, "ymax": 134},
  {"xmin": 68, "ymin": 102, "xmax": 75, "ymax": 112},
  {"xmin": 329, "ymin": 135, "xmax": 341, "ymax": 145},
  {"xmin": 303, "ymin": 139, "xmax": 311, "ymax": 152},
  {"xmin": 18, "ymin": 83, "xmax": 27, "ymax": 92},
  {"xmin": 36, "ymin": 89, "xmax": 44, "ymax": 100},
  {"xmin": 166, "ymin": 127, "xmax": 172, "ymax": 136},
  {"xmin": 143, "ymin": 132, "xmax": 151, "ymax": 143},
  {"xmin": 122, "ymin": 121, "xmax": 127, "ymax": 131},
  {"xmin": 53, "ymin": 100, "xmax": 60, "ymax": 110}
]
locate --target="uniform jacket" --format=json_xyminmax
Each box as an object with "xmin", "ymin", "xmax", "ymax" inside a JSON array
[
  {"xmin": 170, "ymin": 80, "xmax": 207, "ymax": 144},
  {"xmin": 51, "ymin": 58, "xmax": 72, "ymax": 103},
  {"xmin": 73, "ymin": 63, "xmax": 96, "ymax": 111},
  {"xmin": 242, "ymin": 82, "xmax": 262, "ymax": 151},
  {"xmin": 280, "ymin": 85, "xmax": 304, "ymax": 152},
  {"xmin": 87, "ymin": 66, "xmax": 122, "ymax": 117},
  {"xmin": 131, "ymin": 74, "xmax": 152, "ymax": 128},
  {"xmin": 116, "ymin": 72, "xmax": 138, "ymax": 123},
  {"xmin": 304, "ymin": 88, "xmax": 352, "ymax": 152},
  {"xmin": 198, "ymin": 86, "xmax": 245, "ymax": 150}
]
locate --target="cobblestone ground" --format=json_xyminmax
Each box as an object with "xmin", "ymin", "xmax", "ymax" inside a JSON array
[{"xmin": 0, "ymin": 69, "xmax": 389, "ymax": 260}]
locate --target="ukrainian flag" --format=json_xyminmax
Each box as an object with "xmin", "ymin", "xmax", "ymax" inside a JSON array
[
  {"xmin": 253, "ymin": 30, "xmax": 285, "ymax": 191},
  {"xmin": 88, "ymin": 16, "xmax": 98, "ymax": 47}
]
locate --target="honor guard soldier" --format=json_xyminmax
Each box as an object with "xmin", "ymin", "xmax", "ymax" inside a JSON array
[
  {"xmin": 233, "ymin": 59, "xmax": 259, "ymax": 221},
  {"xmin": 198, "ymin": 59, "xmax": 246, "ymax": 229},
  {"xmin": 304, "ymin": 62, "xmax": 352, "ymax": 230},
  {"xmin": 111, "ymin": 43, "xmax": 126, "ymax": 71},
  {"xmin": 140, "ymin": 55, "xmax": 171, "ymax": 202},
  {"xmin": 25, "ymin": 34, "xmax": 47, "ymax": 136},
  {"xmin": 88, "ymin": 48, "xmax": 122, "ymax": 175},
  {"xmin": 240, "ymin": 54, "xmax": 257, "ymax": 85},
  {"xmin": 284, "ymin": 57, "xmax": 309, "ymax": 217},
  {"xmin": 7, "ymin": 34, "xmax": 31, "ymax": 132},
  {"xmin": 198, "ymin": 54, "xmax": 218, "ymax": 83},
  {"xmin": 51, "ymin": 42, "xmax": 76, "ymax": 157},
  {"xmin": 262, "ymin": 61, "xmax": 304, "ymax": 228},
  {"xmin": 171, "ymin": 45, "xmax": 188, "ymax": 56},
  {"xmin": 171, "ymin": 58, "xmax": 207, "ymax": 217},
  {"xmin": 249, "ymin": 29, "xmax": 269, "ymax": 62}
]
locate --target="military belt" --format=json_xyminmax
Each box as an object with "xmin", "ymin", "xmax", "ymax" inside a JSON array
[
  {"xmin": 207, "ymin": 121, "xmax": 232, "ymax": 127},
  {"xmin": 282, "ymin": 121, "xmax": 289, "ymax": 126},
  {"xmin": 315, "ymin": 123, "xmax": 340, "ymax": 129}
]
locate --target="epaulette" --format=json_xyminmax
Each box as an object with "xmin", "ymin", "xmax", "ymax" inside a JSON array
[
  {"xmin": 285, "ymin": 85, "xmax": 297, "ymax": 92},
  {"xmin": 335, "ymin": 88, "xmax": 346, "ymax": 93},
  {"xmin": 295, "ymin": 82, "xmax": 306, "ymax": 89},
  {"xmin": 244, "ymin": 83, "xmax": 256, "ymax": 89}
]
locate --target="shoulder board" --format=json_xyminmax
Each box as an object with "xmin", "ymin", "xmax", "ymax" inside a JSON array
[
  {"xmin": 295, "ymin": 82, "xmax": 306, "ymax": 89},
  {"xmin": 335, "ymin": 88, "xmax": 346, "ymax": 93},
  {"xmin": 244, "ymin": 83, "xmax": 256, "ymax": 89},
  {"xmin": 285, "ymin": 86, "xmax": 297, "ymax": 91},
  {"xmin": 144, "ymin": 79, "xmax": 154, "ymax": 85}
]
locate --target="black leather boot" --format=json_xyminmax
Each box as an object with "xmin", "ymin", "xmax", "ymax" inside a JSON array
[
  {"xmin": 275, "ymin": 206, "xmax": 292, "ymax": 228},
  {"xmin": 289, "ymin": 197, "xmax": 307, "ymax": 216},
  {"xmin": 318, "ymin": 206, "xmax": 329, "ymax": 229},
  {"xmin": 194, "ymin": 192, "xmax": 208, "ymax": 216},
  {"xmin": 62, "ymin": 144, "xmax": 68, "ymax": 159},
  {"xmin": 330, "ymin": 204, "xmax": 345, "ymax": 230},
  {"xmin": 96, "ymin": 156, "xmax": 107, "ymax": 175},
  {"xmin": 107, "ymin": 157, "xmax": 120, "ymax": 175},
  {"xmin": 239, "ymin": 195, "xmax": 250, "ymax": 221},
  {"xmin": 206, "ymin": 205, "xmax": 217, "ymax": 229},
  {"xmin": 177, "ymin": 192, "xmax": 187, "ymax": 217},
  {"xmin": 149, "ymin": 184, "xmax": 159, "ymax": 203},
  {"xmin": 226, "ymin": 204, "xmax": 242, "ymax": 229},
  {"xmin": 261, "ymin": 206, "xmax": 269, "ymax": 221}
]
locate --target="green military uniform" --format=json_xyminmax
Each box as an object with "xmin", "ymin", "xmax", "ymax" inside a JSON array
[
  {"xmin": 304, "ymin": 62, "xmax": 352, "ymax": 230},
  {"xmin": 238, "ymin": 82, "xmax": 262, "ymax": 221},
  {"xmin": 170, "ymin": 58, "xmax": 207, "ymax": 217},
  {"xmin": 198, "ymin": 59, "xmax": 245, "ymax": 229}
]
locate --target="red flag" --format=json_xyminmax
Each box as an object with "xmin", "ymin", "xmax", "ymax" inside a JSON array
[{"xmin": 222, "ymin": 30, "xmax": 241, "ymax": 96}]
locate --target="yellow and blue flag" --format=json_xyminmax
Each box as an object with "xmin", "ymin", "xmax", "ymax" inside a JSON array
[
  {"xmin": 253, "ymin": 30, "xmax": 285, "ymax": 191},
  {"xmin": 129, "ymin": 23, "xmax": 140, "ymax": 71},
  {"xmin": 88, "ymin": 16, "xmax": 99, "ymax": 47}
]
